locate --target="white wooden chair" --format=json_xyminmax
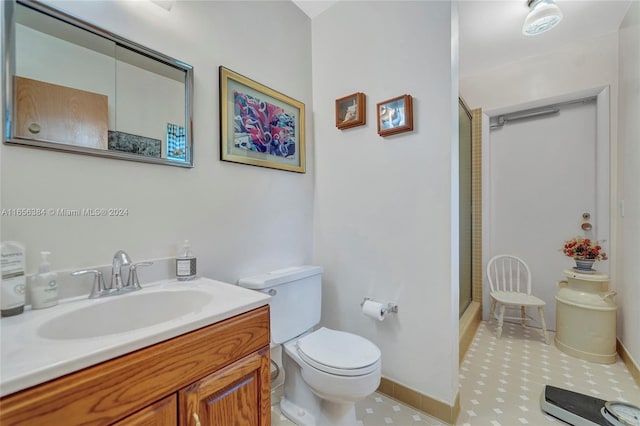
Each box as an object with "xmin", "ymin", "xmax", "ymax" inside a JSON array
[{"xmin": 486, "ymin": 254, "xmax": 549, "ymax": 344}]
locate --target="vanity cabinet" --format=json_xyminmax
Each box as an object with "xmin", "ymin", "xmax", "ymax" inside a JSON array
[
  {"xmin": 115, "ymin": 395, "xmax": 177, "ymax": 426},
  {"xmin": 179, "ymin": 350, "xmax": 271, "ymax": 425},
  {"xmin": 0, "ymin": 306, "xmax": 271, "ymax": 426}
]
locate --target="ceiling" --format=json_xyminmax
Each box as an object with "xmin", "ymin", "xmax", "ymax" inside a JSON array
[
  {"xmin": 292, "ymin": 0, "xmax": 632, "ymax": 78},
  {"xmin": 292, "ymin": 0, "xmax": 337, "ymax": 19}
]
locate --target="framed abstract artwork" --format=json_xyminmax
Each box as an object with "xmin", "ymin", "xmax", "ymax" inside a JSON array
[
  {"xmin": 335, "ymin": 92, "xmax": 366, "ymax": 130},
  {"xmin": 219, "ymin": 66, "xmax": 306, "ymax": 173},
  {"xmin": 376, "ymin": 94, "xmax": 413, "ymax": 137}
]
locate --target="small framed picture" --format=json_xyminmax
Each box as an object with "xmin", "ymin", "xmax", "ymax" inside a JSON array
[
  {"xmin": 335, "ymin": 92, "xmax": 366, "ymax": 130},
  {"xmin": 376, "ymin": 94, "xmax": 413, "ymax": 137}
]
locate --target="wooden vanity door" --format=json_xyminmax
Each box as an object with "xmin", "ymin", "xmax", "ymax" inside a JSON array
[
  {"xmin": 14, "ymin": 76, "xmax": 108, "ymax": 149},
  {"xmin": 114, "ymin": 395, "xmax": 177, "ymax": 426},
  {"xmin": 178, "ymin": 348, "xmax": 271, "ymax": 426}
]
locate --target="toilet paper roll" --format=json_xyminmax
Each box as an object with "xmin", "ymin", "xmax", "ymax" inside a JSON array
[{"xmin": 362, "ymin": 300, "xmax": 386, "ymax": 321}]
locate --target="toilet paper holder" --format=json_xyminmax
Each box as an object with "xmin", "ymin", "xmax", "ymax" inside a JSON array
[{"xmin": 360, "ymin": 297, "xmax": 398, "ymax": 314}]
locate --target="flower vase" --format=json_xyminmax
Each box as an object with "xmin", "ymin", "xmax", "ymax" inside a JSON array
[{"xmin": 574, "ymin": 258, "xmax": 595, "ymax": 271}]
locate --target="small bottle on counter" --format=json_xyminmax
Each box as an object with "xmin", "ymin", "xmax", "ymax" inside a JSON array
[
  {"xmin": 30, "ymin": 251, "xmax": 58, "ymax": 309},
  {"xmin": 1, "ymin": 241, "xmax": 26, "ymax": 317},
  {"xmin": 176, "ymin": 240, "xmax": 196, "ymax": 281}
]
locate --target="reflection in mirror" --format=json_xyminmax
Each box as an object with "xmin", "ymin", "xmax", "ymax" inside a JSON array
[
  {"xmin": 114, "ymin": 46, "xmax": 187, "ymax": 161},
  {"xmin": 14, "ymin": 3, "xmax": 116, "ymax": 149},
  {"xmin": 3, "ymin": 0, "xmax": 194, "ymax": 167}
]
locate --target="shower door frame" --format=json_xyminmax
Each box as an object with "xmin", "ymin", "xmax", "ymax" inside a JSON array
[
  {"xmin": 459, "ymin": 98, "xmax": 473, "ymax": 316},
  {"xmin": 459, "ymin": 98, "xmax": 484, "ymax": 363}
]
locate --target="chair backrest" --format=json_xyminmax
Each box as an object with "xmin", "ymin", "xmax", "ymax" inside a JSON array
[{"xmin": 486, "ymin": 254, "xmax": 532, "ymax": 295}]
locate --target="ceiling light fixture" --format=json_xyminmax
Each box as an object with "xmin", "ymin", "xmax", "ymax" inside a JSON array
[{"xmin": 522, "ymin": 0, "xmax": 563, "ymax": 36}]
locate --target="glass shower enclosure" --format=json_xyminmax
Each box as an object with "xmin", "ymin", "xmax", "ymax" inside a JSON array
[{"xmin": 459, "ymin": 98, "xmax": 473, "ymax": 316}]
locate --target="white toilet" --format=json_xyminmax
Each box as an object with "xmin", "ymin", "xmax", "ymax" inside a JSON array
[{"xmin": 238, "ymin": 266, "xmax": 381, "ymax": 426}]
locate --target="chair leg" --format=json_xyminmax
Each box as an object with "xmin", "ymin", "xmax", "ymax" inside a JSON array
[
  {"xmin": 489, "ymin": 299, "xmax": 496, "ymax": 325},
  {"xmin": 538, "ymin": 306, "xmax": 549, "ymax": 344},
  {"xmin": 497, "ymin": 305, "xmax": 506, "ymax": 339},
  {"xmin": 521, "ymin": 306, "xmax": 526, "ymax": 328}
]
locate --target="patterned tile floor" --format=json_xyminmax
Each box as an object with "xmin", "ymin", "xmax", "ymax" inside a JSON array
[
  {"xmin": 271, "ymin": 391, "xmax": 443, "ymax": 426},
  {"xmin": 457, "ymin": 321, "xmax": 639, "ymax": 426},
  {"xmin": 272, "ymin": 321, "xmax": 640, "ymax": 425}
]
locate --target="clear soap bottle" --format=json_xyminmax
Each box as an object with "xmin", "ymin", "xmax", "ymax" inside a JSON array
[
  {"xmin": 176, "ymin": 240, "xmax": 196, "ymax": 281},
  {"xmin": 30, "ymin": 251, "xmax": 58, "ymax": 309}
]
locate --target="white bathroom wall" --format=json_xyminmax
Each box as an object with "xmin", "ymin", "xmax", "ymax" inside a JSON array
[
  {"xmin": 115, "ymin": 61, "xmax": 185, "ymax": 148},
  {"xmin": 618, "ymin": 0, "xmax": 640, "ymax": 369},
  {"xmin": 1, "ymin": 1, "xmax": 314, "ymax": 284},
  {"xmin": 16, "ymin": 24, "xmax": 116, "ymax": 127},
  {"xmin": 459, "ymin": 32, "xmax": 619, "ymax": 113},
  {"xmin": 312, "ymin": 1, "xmax": 459, "ymax": 405}
]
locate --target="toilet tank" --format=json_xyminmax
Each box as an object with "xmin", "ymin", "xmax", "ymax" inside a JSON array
[{"xmin": 238, "ymin": 266, "xmax": 323, "ymax": 345}]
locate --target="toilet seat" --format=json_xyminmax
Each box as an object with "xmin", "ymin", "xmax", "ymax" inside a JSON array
[{"xmin": 295, "ymin": 327, "xmax": 381, "ymax": 376}]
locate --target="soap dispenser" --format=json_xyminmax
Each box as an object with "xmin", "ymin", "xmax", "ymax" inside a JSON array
[
  {"xmin": 176, "ymin": 240, "xmax": 196, "ymax": 281},
  {"xmin": 30, "ymin": 251, "xmax": 58, "ymax": 309}
]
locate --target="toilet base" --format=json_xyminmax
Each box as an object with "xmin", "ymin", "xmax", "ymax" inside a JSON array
[
  {"xmin": 280, "ymin": 396, "xmax": 359, "ymax": 426},
  {"xmin": 281, "ymin": 346, "xmax": 363, "ymax": 426},
  {"xmin": 280, "ymin": 397, "xmax": 318, "ymax": 426}
]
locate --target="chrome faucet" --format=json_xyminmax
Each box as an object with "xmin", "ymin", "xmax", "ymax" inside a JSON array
[
  {"xmin": 71, "ymin": 251, "xmax": 153, "ymax": 298},
  {"xmin": 124, "ymin": 261, "xmax": 153, "ymax": 292},
  {"xmin": 71, "ymin": 269, "xmax": 110, "ymax": 299},
  {"xmin": 110, "ymin": 250, "xmax": 131, "ymax": 290}
]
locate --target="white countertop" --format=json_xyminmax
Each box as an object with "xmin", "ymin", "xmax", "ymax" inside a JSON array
[{"xmin": 0, "ymin": 277, "xmax": 270, "ymax": 397}]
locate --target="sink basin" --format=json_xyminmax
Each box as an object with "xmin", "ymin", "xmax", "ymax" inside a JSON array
[
  {"xmin": 2, "ymin": 277, "xmax": 271, "ymax": 397},
  {"xmin": 38, "ymin": 289, "xmax": 213, "ymax": 339}
]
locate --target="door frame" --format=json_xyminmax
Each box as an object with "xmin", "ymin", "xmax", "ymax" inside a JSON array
[{"xmin": 481, "ymin": 86, "xmax": 611, "ymax": 321}]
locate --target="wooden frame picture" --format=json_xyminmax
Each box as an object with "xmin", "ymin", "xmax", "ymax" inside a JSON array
[
  {"xmin": 219, "ymin": 66, "xmax": 305, "ymax": 173},
  {"xmin": 335, "ymin": 92, "xmax": 366, "ymax": 130},
  {"xmin": 376, "ymin": 94, "xmax": 413, "ymax": 137}
]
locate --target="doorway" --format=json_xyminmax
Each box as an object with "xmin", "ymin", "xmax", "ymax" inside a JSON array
[{"xmin": 483, "ymin": 88, "xmax": 610, "ymax": 330}]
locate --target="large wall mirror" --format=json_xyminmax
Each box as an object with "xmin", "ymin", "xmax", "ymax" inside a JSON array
[{"xmin": 2, "ymin": 0, "xmax": 194, "ymax": 167}]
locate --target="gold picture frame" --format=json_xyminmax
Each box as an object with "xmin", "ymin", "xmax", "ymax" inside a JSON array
[
  {"xmin": 335, "ymin": 92, "xmax": 366, "ymax": 130},
  {"xmin": 219, "ymin": 66, "xmax": 306, "ymax": 173},
  {"xmin": 377, "ymin": 94, "xmax": 413, "ymax": 137}
]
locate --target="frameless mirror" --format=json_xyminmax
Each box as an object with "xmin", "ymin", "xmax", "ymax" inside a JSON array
[{"xmin": 2, "ymin": 0, "xmax": 194, "ymax": 167}]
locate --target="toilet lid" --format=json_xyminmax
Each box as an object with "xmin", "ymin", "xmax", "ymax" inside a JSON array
[{"xmin": 296, "ymin": 327, "xmax": 381, "ymax": 376}]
